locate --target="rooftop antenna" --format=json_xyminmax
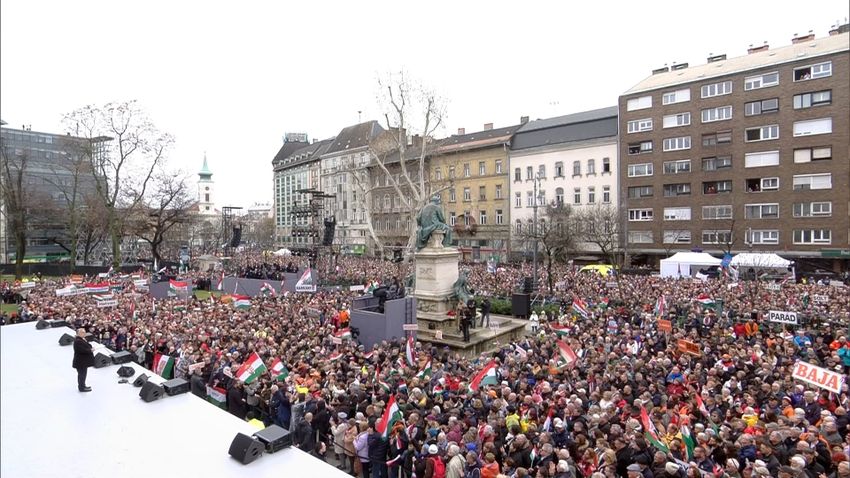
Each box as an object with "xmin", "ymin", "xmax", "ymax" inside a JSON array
[{"xmin": 358, "ymin": 110, "xmax": 362, "ymax": 123}]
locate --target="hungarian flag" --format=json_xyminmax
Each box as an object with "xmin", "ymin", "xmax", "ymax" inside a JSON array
[
  {"xmin": 236, "ymin": 352, "xmax": 267, "ymax": 384},
  {"xmin": 85, "ymin": 282, "xmax": 110, "ymax": 294},
  {"xmin": 129, "ymin": 302, "xmax": 137, "ymax": 320},
  {"xmin": 233, "ymin": 294, "xmax": 251, "ymax": 310},
  {"xmin": 206, "ymin": 385, "xmax": 227, "ymax": 409},
  {"xmin": 269, "ymin": 358, "xmax": 288, "ymax": 381},
  {"xmin": 216, "ymin": 271, "xmax": 225, "ymax": 291},
  {"xmin": 640, "ymin": 406, "xmax": 669, "ymax": 453},
  {"xmin": 513, "ymin": 343, "xmax": 528, "ymax": 360},
  {"xmin": 654, "ymin": 295, "xmax": 666, "ymax": 319},
  {"xmin": 397, "ymin": 379, "xmax": 407, "ymax": 394},
  {"xmin": 550, "ymin": 323, "xmax": 571, "ymax": 337},
  {"xmin": 405, "ymin": 336, "xmax": 416, "ymax": 367},
  {"xmin": 556, "ymin": 340, "xmax": 578, "ymax": 368},
  {"xmin": 681, "ymin": 425, "xmax": 695, "ymax": 460},
  {"xmin": 153, "ymin": 353, "xmax": 175, "ymax": 379},
  {"xmin": 329, "ymin": 351, "xmax": 343, "ymax": 361},
  {"xmin": 376, "ymin": 395, "xmax": 403, "ymax": 440},
  {"xmin": 571, "ymin": 298, "xmax": 589, "ymax": 319},
  {"xmin": 415, "ymin": 360, "xmax": 432, "ymax": 380},
  {"xmin": 469, "ymin": 360, "xmax": 499, "ymax": 391},
  {"xmin": 695, "ymin": 394, "xmax": 710, "ymax": 417},
  {"xmin": 334, "ymin": 328, "xmax": 352, "ymax": 340},
  {"xmin": 261, "ymin": 282, "xmax": 277, "ymax": 297},
  {"xmin": 695, "ymin": 293, "xmax": 715, "ymax": 306},
  {"xmin": 363, "ymin": 351, "xmax": 374, "ymax": 360},
  {"xmin": 169, "ymin": 280, "xmax": 188, "ymax": 294}
]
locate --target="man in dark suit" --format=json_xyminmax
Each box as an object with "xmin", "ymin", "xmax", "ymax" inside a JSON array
[{"xmin": 72, "ymin": 328, "xmax": 94, "ymax": 392}]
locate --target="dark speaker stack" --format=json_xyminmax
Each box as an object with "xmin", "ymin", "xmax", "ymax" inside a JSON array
[
  {"xmin": 253, "ymin": 425, "xmax": 292, "ymax": 453},
  {"xmin": 512, "ymin": 293, "xmax": 531, "ymax": 318},
  {"xmin": 230, "ymin": 226, "xmax": 243, "ymax": 248},
  {"xmin": 50, "ymin": 320, "xmax": 69, "ymax": 328},
  {"xmin": 58, "ymin": 334, "xmax": 75, "ymax": 346},
  {"xmin": 322, "ymin": 217, "xmax": 336, "ymax": 246},
  {"xmin": 36, "ymin": 319, "xmax": 51, "ymax": 330},
  {"xmin": 139, "ymin": 381, "xmax": 165, "ymax": 402},
  {"xmin": 228, "ymin": 433, "xmax": 265, "ymax": 465},
  {"xmin": 133, "ymin": 374, "xmax": 150, "ymax": 387},
  {"xmin": 93, "ymin": 352, "xmax": 112, "ymax": 368},
  {"xmin": 163, "ymin": 378, "xmax": 190, "ymax": 396},
  {"xmin": 522, "ymin": 276, "xmax": 535, "ymax": 293},
  {"xmin": 111, "ymin": 351, "xmax": 133, "ymax": 364}
]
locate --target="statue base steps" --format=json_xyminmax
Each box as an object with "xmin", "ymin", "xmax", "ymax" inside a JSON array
[{"xmin": 415, "ymin": 314, "xmax": 528, "ymax": 356}]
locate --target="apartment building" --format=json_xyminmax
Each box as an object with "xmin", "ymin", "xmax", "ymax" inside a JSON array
[
  {"xmin": 619, "ymin": 28, "xmax": 849, "ymax": 269},
  {"xmin": 272, "ymin": 136, "xmax": 330, "ymax": 247}
]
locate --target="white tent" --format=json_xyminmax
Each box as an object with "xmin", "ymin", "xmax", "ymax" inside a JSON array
[
  {"xmin": 660, "ymin": 252, "xmax": 722, "ymax": 278},
  {"xmin": 273, "ymin": 248, "xmax": 292, "ymax": 256},
  {"xmin": 729, "ymin": 252, "xmax": 791, "ymax": 268}
]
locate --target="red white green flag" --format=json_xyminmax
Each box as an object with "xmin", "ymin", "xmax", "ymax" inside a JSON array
[
  {"xmin": 550, "ymin": 323, "xmax": 571, "ymax": 337},
  {"xmin": 376, "ymin": 394, "xmax": 403, "ymax": 440},
  {"xmin": 405, "ymin": 336, "xmax": 416, "ymax": 367},
  {"xmin": 334, "ymin": 328, "xmax": 352, "ymax": 340},
  {"xmin": 556, "ymin": 340, "xmax": 578, "ymax": 368},
  {"xmin": 269, "ymin": 358, "xmax": 289, "ymax": 381},
  {"xmin": 153, "ymin": 353, "xmax": 174, "ymax": 379},
  {"xmin": 469, "ymin": 360, "xmax": 499, "ymax": 391},
  {"xmin": 640, "ymin": 406, "xmax": 669, "ymax": 453},
  {"xmin": 236, "ymin": 352, "xmax": 267, "ymax": 384},
  {"xmin": 415, "ymin": 360, "xmax": 431, "ymax": 380}
]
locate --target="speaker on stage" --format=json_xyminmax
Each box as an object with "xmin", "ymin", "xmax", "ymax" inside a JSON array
[
  {"xmin": 36, "ymin": 319, "xmax": 50, "ymax": 330},
  {"xmin": 58, "ymin": 333, "xmax": 75, "ymax": 346},
  {"xmin": 512, "ymin": 293, "xmax": 531, "ymax": 318},
  {"xmin": 163, "ymin": 377, "xmax": 190, "ymax": 396},
  {"xmin": 111, "ymin": 351, "xmax": 133, "ymax": 364},
  {"xmin": 229, "ymin": 433, "xmax": 265, "ymax": 465},
  {"xmin": 230, "ymin": 226, "xmax": 243, "ymax": 248},
  {"xmin": 253, "ymin": 425, "xmax": 292, "ymax": 453},
  {"xmin": 93, "ymin": 352, "xmax": 112, "ymax": 368},
  {"xmin": 133, "ymin": 373, "xmax": 150, "ymax": 387},
  {"xmin": 139, "ymin": 381, "xmax": 164, "ymax": 402},
  {"xmin": 117, "ymin": 366, "xmax": 135, "ymax": 378},
  {"xmin": 50, "ymin": 320, "xmax": 69, "ymax": 328}
]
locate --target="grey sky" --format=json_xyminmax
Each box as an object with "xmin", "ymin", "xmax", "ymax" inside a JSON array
[{"xmin": 2, "ymin": 0, "xmax": 847, "ymax": 208}]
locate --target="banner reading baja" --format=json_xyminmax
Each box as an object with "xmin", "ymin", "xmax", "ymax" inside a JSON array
[
  {"xmin": 793, "ymin": 361, "xmax": 843, "ymax": 393},
  {"xmin": 677, "ymin": 339, "xmax": 701, "ymax": 356},
  {"xmin": 295, "ymin": 268, "xmax": 317, "ymax": 293}
]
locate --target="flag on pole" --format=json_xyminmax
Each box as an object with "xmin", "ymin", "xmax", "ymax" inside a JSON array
[
  {"xmin": 269, "ymin": 358, "xmax": 288, "ymax": 381},
  {"xmin": 334, "ymin": 328, "xmax": 352, "ymax": 340},
  {"xmin": 571, "ymin": 298, "xmax": 589, "ymax": 319},
  {"xmin": 469, "ymin": 360, "xmax": 499, "ymax": 391},
  {"xmin": 513, "ymin": 343, "xmax": 528, "ymax": 360},
  {"xmin": 129, "ymin": 302, "xmax": 137, "ymax": 320},
  {"xmin": 153, "ymin": 353, "xmax": 175, "ymax": 379},
  {"xmin": 556, "ymin": 340, "xmax": 578, "ymax": 368},
  {"xmin": 376, "ymin": 395, "xmax": 403, "ymax": 440},
  {"xmin": 415, "ymin": 360, "xmax": 431, "ymax": 380},
  {"xmin": 233, "ymin": 294, "xmax": 251, "ymax": 310},
  {"xmin": 235, "ymin": 352, "xmax": 267, "ymax": 384},
  {"xmin": 695, "ymin": 394, "xmax": 710, "ymax": 418},
  {"xmin": 694, "ymin": 293, "xmax": 715, "ymax": 306},
  {"xmin": 654, "ymin": 295, "xmax": 666, "ymax": 319},
  {"xmin": 261, "ymin": 282, "xmax": 277, "ymax": 297},
  {"xmin": 550, "ymin": 323, "xmax": 571, "ymax": 337},
  {"xmin": 405, "ymin": 336, "xmax": 416, "ymax": 367},
  {"xmin": 639, "ymin": 406, "xmax": 669, "ymax": 453},
  {"xmin": 216, "ymin": 271, "xmax": 225, "ymax": 291},
  {"xmin": 681, "ymin": 425, "xmax": 696, "ymax": 460}
]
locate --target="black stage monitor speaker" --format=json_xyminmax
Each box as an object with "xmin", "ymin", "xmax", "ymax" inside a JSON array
[
  {"xmin": 50, "ymin": 320, "xmax": 69, "ymax": 328},
  {"xmin": 117, "ymin": 366, "xmax": 135, "ymax": 378},
  {"xmin": 522, "ymin": 277, "xmax": 534, "ymax": 294},
  {"xmin": 36, "ymin": 319, "xmax": 50, "ymax": 330},
  {"xmin": 163, "ymin": 377, "xmax": 190, "ymax": 396},
  {"xmin": 229, "ymin": 433, "xmax": 264, "ymax": 465},
  {"xmin": 111, "ymin": 350, "xmax": 133, "ymax": 364},
  {"xmin": 93, "ymin": 352, "xmax": 112, "ymax": 368},
  {"xmin": 253, "ymin": 425, "xmax": 292, "ymax": 453},
  {"xmin": 512, "ymin": 293, "xmax": 531, "ymax": 318},
  {"xmin": 58, "ymin": 333, "xmax": 75, "ymax": 346},
  {"xmin": 133, "ymin": 373, "xmax": 150, "ymax": 387},
  {"xmin": 139, "ymin": 381, "xmax": 164, "ymax": 402}
]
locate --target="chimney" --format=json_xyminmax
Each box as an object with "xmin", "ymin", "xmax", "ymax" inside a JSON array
[
  {"xmin": 671, "ymin": 63, "xmax": 688, "ymax": 71},
  {"xmin": 748, "ymin": 42, "xmax": 769, "ymax": 54},
  {"xmin": 457, "ymin": 127, "xmax": 465, "ymax": 135},
  {"xmin": 483, "ymin": 123, "xmax": 493, "ymax": 131},
  {"xmin": 792, "ymin": 31, "xmax": 815, "ymax": 43},
  {"xmin": 830, "ymin": 23, "xmax": 850, "ymax": 35},
  {"xmin": 707, "ymin": 53, "xmax": 727, "ymax": 63},
  {"xmin": 652, "ymin": 66, "xmax": 669, "ymax": 75},
  {"xmin": 520, "ymin": 116, "xmax": 529, "ymax": 125}
]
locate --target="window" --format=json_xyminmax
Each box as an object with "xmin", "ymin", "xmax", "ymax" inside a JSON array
[
  {"xmin": 702, "ymin": 230, "xmax": 732, "ymax": 244},
  {"xmin": 746, "ymin": 177, "xmax": 779, "ymax": 192},
  {"xmin": 745, "ymin": 98, "xmax": 779, "ymax": 116},
  {"xmin": 450, "ymin": 212, "xmax": 456, "ymax": 226},
  {"xmin": 794, "ymin": 90, "xmax": 831, "ymax": 109},
  {"xmin": 462, "ymin": 187, "xmax": 471, "ymax": 201},
  {"xmin": 514, "ymin": 192, "xmax": 521, "ymax": 208},
  {"xmin": 527, "ymin": 191, "xmax": 534, "ymax": 207},
  {"xmin": 479, "ymin": 210, "xmax": 487, "ymax": 225},
  {"xmin": 629, "ymin": 208, "xmax": 654, "ymax": 221},
  {"xmin": 205, "ymin": 193, "xmax": 210, "ymax": 202},
  {"xmin": 449, "ymin": 188, "xmax": 456, "ymax": 202},
  {"xmin": 463, "ymin": 212, "xmax": 471, "ymax": 226},
  {"xmin": 628, "ymin": 141, "xmax": 653, "ymax": 155},
  {"xmin": 663, "ymin": 183, "xmax": 691, "ymax": 197},
  {"xmin": 702, "ymin": 180, "xmax": 732, "ymax": 194},
  {"xmin": 663, "ymin": 136, "xmax": 691, "ymax": 151},
  {"xmin": 495, "ymin": 184, "xmax": 503, "ymax": 199},
  {"xmin": 537, "ymin": 190, "xmax": 546, "ymax": 206},
  {"xmin": 627, "ymin": 95, "xmax": 652, "ymax": 111},
  {"xmin": 663, "ymin": 112, "xmax": 691, "ymax": 128},
  {"xmin": 793, "ymin": 61, "xmax": 832, "ymax": 81},
  {"xmin": 479, "ymin": 186, "xmax": 487, "ymax": 200},
  {"xmin": 663, "ymin": 230, "xmax": 692, "ymax": 244},
  {"xmin": 701, "ymin": 156, "xmax": 732, "ymax": 171},
  {"xmin": 702, "ymin": 130, "xmax": 732, "ymax": 146},
  {"xmin": 434, "ymin": 168, "xmax": 442, "ymax": 180},
  {"xmin": 793, "ymin": 229, "xmax": 831, "ymax": 245},
  {"xmin": 627, "ymin": 186, "xmax": 653, "ymax": 199},
  {"xmin": 573, "ymin": 188, "xmax": 582, "ymax": 204},
  {"xmin": 515, "ymin": 220, "xmax": 522, "ymax": 234},
  {"xmin": 744, "ymin": 151, "xmax": 779, "ymax": 168},
  {"xmin": 793, "ymin": 118, "xmax": 832, "ymax": 137},
  {"xmin": 745, "ymin": 125, "xmax": 779, "ymax": 142},
  {"xmin": 701, "ymin": 106, "xmax": 732, "ymax": 123},
  {"xmin": 794, "ymin": 146, "xmax": 832, "ymax": 163},
  {"xmin": 745, "ymin": 203, "xmax": 779, "ymax": 219},
  {"xmin": 463, "ymin": 163, "xmax": 470, "ymax": 177},
  {"xmin": 587, "ymin": 159, "xmax": 596, "ymax": 175},
  {"xmin": 538, "ymin": 165, "xmax": 546, "ymax": 178},
  {"xmin": 793, "ymin": 202, "xmax": 831, "ymax": 217},
  {"xmin": 744, "ymin": 71, "xmax": 779, "ymax": 90},
  {"xmin": 664, "ymin": 207, "xmax": 692, "ymax": 221},
  {"xmin": 663, "ymin": 159, "xmax": 691, "ymax": 174},
  {"xmin": 662, "ymin": 88, "xmax": 690, "ymax": 105},
  {"xmin": 602, "ymin": 157, "xmax": 611, "ymax": 173},
  {"xmin": 793, "ymin": 173, "xmax": 832, "ymax": 190},
  {"xmin": 627, "ymin": 163, "xmax": 654, "ymax": 177},
  {"xmin": 701, "ymin": 80, "xmax": 732, "ymax": 98},
  {"xmin": 554, "ymin": 162, "xmax": 564, "ymax": 177},
  {"xmin": 572, "ymin": 161, "xmax": 581, "ymax": 176},
  {"xmin": 702, "ymin": 205, "xmax": 733, "ymax": 220},
  {"xmin": 526, "ymin": 166, "xmax": 533, "ymax": 180},
  {"xmin": 602, "ymin": 186, "xmax": 610, "ymax": 204},
  {"xmin": 747, "ymin": 230, "xmax": 779, "ymax": 245},
  {"xmin": 514, "ymin": 168, "xmax": 521, "ymax": 182},
  {"xmin": 448, "ymin": 166, "xmax": 455, "ymax": 179},
  {"xmin": 627, "ymin": 118, "xmax": 653, "ymax": 133},
  {"xmin": 555, "ymin": 188, "xmax": 564, "ymax": 205},
  {"xmin": 496, "ymin": 209, "xmax": 503, "ymax": 225},
  {"xmin": 588, "ymin": 187, "xmax": 596, "ymax": 204},
  {"xmin": 628, "ymin": 231, "xmax": 654, "ymax": 244}
]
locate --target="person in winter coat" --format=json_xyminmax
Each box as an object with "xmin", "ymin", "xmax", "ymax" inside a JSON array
[
  {"xmin": 344, "ymin": 419, "xmax": 359, "ymax": 475},
  {"xmin": 386, "ymin": 422, "xmax": 408, "ymax": 478},
  {"xmin": 355, "ymin": 422, "xmax": 371, "ymax": 478},
  {"xmin": 446, "ymin": 444, "xmax": 465, "ymax": 478},
  {"xmin": 227, "ymin": 380, "xmax": 248, "ymax": 419},
  {"xmin": 270, "ymin": 386, "xmax": 292, "ymax": 429},
  {"xmin": 368, "ymin": 420, "xmax": 389, "ymax": 478},
  {"xmin": 465, "ymin": 452, "xmax": 482, "ymax": 478},
  {"xmin": 72, "ymin": 328, "xmax": 94, "ymax": 392},
  {"xmin": 332, "ymin": 413, "xmax": 349, "ymax": 469},
  {"xmin": 294, "ymin": 412, "xmax": 315, "ymax": 452},
  {"xmin": 480, "ymin": 452, "xmax": 500, "ymax": 478}
]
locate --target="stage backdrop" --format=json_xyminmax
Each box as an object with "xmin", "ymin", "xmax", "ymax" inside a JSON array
[
  {"xmin": 349, "ymin": 296, "xmax": 416, "ymax": 350},
  {"xmin": 148, "ymin": 272, "xmax": 315, "ymax": 299}
]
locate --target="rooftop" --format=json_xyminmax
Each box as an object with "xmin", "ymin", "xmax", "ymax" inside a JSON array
[
  {"xmin": 516, "ymin": 106, "xmax": 618, "ymax": 133},
  {"xmin": 624, "ymin": 31, "xmax": 850, "ymax": 95},
  {"xmin": 324, "ymin": 120, "xmax": 384, "ymax": 156},
  {"xmin": 437, "ymin": 124, "xmax": 519, "ymax": 154}
]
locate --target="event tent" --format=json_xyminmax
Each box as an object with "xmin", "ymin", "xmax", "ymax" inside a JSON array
[
  {"xmin": 659, "ymin": 252, "xmax": 722, "ymax": 278},
  {"xmin": 273, "ymin": 248, "xmax": 292, "ymax": 256},
  {"xmin": 729, "ymin": 252, "xmax": 791, "ymax": 268}
]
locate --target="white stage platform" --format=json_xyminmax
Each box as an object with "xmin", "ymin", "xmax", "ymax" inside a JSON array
[{"xmin": 0, "ymin": 323, "xmax": 350, "ymax": 478}]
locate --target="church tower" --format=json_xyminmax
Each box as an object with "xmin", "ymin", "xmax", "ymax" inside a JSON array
[{"xmin": 197, "ymin": 153, "xmax": 216, "ymax": 215}]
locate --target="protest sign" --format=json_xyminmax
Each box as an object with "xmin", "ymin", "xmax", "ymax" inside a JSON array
[
  {"xmin": 768, "ymin": 310, "xmax": 798, "ymax": 324},
  {"xmin": 792, "ymin": 361, "xmax": 843, "ymax": 393},
  {"xmin": 677, "ymin": 339, "xmax": 701, "ymax": 356}
]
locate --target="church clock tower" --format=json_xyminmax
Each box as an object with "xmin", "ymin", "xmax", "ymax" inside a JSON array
[{"xmin": 198, "ymin": 153, "xmax": 216, "ymax": 215}]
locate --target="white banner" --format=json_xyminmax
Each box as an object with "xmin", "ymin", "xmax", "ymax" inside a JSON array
[
  {"xmin": 134, "ymin": 279, "xmax": 149, "ymax": 288},
  {"xmin": 295, "ymin": 268, "xmax": 317, "ymax": 293},
  {"xmin": 793, "ymin": 361, "xmax": 843, "ymax": 393},
  {"xmin": 813, "ymin": 294, "xmax": 829, "ymax": 304},
  {"xmin": 349, "ymin": 284, "xmax": 365, "ymax": 292},
  {"xmin": 331, "ymin": 337, "xmax": 342, "ymax": 345},
  {"xmin": 768, "ymin": 310, "xmax": 798, "ymax": 324},
  {"xmin": 18, "ymin": 282, "xmax": 37, "ymax": 289},
  {"xmin": 402, "ymin": 324, "xmax": 419, "ymax": 331},
  {"xmin": 55, "ymin": 286, "xmax": 79, "ymax": 296},
  {"xmin": 766, "ymin": 283, "xmax": 781, "ymax": 291},
  {"xmin": 96, "ymin": 299, "xmax": 118, "ymax": 308}
]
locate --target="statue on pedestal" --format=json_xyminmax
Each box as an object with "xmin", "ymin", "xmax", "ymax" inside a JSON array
[{"xmin": 416, "ymin": 196, "xmax": 453, "ymax": 250}]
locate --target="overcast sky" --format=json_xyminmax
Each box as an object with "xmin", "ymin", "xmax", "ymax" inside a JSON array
[{"xmin": 2, "ymin": 1, "xmax": 847, "ymax": 208}]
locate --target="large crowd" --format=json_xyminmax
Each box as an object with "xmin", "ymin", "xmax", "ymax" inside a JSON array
[{"xmin": 2, "ymin": 253, "xmax": 850, "ymax": 478}]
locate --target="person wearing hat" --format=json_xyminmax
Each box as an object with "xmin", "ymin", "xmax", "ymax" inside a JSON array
[{"xmin": 72, "ymin": 328, "xmax": 94, "ymax": 392}]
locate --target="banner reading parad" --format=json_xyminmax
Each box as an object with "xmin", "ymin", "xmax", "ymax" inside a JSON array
[{"xmin": 793, "ymin": 360, "xmax": 844, "ymax": 393}]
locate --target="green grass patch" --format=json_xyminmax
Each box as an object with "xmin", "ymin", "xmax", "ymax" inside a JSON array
[
  {"xmin": 194, "ymin": 290, "xmax": 222, "ymax": 301},
  {"xmin": 1, "ymin": 304, "xmax": 18, "ymax": 314}
]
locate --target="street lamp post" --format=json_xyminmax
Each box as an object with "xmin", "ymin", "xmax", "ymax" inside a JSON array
[{"xmin": 532, "ymin": 173, "xmax": 541, "ymax": 293}]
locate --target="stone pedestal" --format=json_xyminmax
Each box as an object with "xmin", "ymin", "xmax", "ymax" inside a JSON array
[{"xmin": 412, "ymin": 230, "xmax": 459, "ymax": 333}]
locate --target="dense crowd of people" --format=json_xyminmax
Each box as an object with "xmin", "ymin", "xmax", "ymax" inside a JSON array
[{"xmin": 3, "ymin": 253, "xmax": 850, "ymax": 478}]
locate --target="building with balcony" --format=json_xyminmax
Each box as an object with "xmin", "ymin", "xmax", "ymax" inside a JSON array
[{"xmin": 272, "ymin": 136, "xmax": 331, "ymax": 248}]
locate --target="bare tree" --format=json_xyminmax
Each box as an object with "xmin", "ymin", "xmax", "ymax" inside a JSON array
[
  {"xmin": 576, "ymin": 203, "xmax": 622, "ymax": 268},
  {"xmin": 518, "ymin": 204, "xmax": 578, "ymax": 291},
  {"xmin": 63, "ymin": 101, "xmax": 174, "ymax": 268},
  {"xmin": 0, "ymin": 141, "xmax": 31, "ymax": 278},
  {"xmin": 129, "ymin": 171, "xmax": 195, "ymax": 268}
]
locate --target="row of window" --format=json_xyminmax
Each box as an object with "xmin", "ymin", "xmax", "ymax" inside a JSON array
[
  {"xmin": 514, "ymin": 186, "xmax": 612, "ymax": 207},
  {"xmin": 441, "ymin": 184, "xmax": 505, "ymax": 203},
  {"xmin": 433, "ymin": 160, "xmax": 504, "ymax": 180},
  {"xmin": 513, "ymin": 158, "xmax": 612, "ymax": 181},
  {"xmin": 627, "ymin": 117, "xmax": 834, "ymax": 154},
  {"xmin": 627, "ymin": 228, "xmax": 832, "ymax": 245},
  {"xmin": 445, "ymin": 210, "xmax": 504, "ymax": 227},
  {"xmin": 627, "ymin": 173, "xmax": 833, "ymax": 198},
  {"xmin": 626, "ymin": 60, "xmax": 833, "ymax": 111},
  {"xmin": 625, "ymin": 146, "xmax": 833, "ymax": 177},
  {"xmin": 628, "ymin": 201, "xmax": 832, "ymax": 222}
]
